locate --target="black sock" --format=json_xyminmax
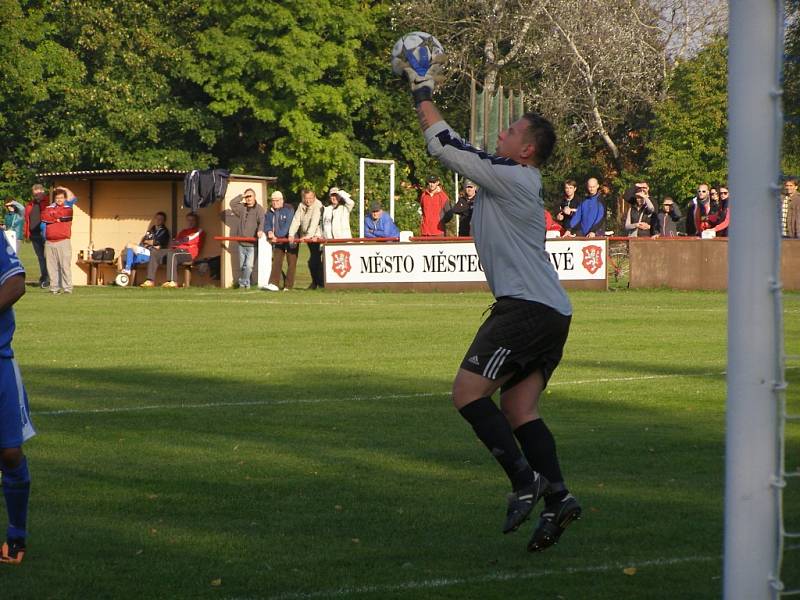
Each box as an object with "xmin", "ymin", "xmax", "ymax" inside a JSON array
[
  {"xmin": 459, "ymin": 397, "xmax": 535, "ymax": 491},
  {"xmin": 514, "ymin": 419, "xmax": 568, "ymax": 504}
]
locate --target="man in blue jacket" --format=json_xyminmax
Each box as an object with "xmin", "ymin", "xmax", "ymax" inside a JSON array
[
  {"xmin": 263, "ymin": 191, "xmax": 297, "ymax": 291},
  {"xmin": 566, "ymin": 178, "xmax": 605, "ymax": 237},
  {"xmin": 364, "ymin": 202, "xmax": 400, "ymax": 238}
]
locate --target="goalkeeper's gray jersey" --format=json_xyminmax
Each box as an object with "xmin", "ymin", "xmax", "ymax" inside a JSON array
[{"xmin": 425, "ymin": 121, "xmax": 572, "ymax": 316}]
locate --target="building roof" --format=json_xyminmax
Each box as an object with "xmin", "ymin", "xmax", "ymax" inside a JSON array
[{"xmin": 36, "ymin": 169, "xmax": 277, "ymax": 182}]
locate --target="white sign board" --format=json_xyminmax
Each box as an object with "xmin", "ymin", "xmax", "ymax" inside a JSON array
[
  {"xmin": 324, "ymin": 239, "xmax": 607, "ymax": 284},
  {"xmin": 257, "ymin": 237, "xmax": 272, "ymax": 288}
]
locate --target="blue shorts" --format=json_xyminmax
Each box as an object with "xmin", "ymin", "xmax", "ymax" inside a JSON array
[{"xmin": 0, "ymin": 359, "xmax": 36, "ymax": 449}]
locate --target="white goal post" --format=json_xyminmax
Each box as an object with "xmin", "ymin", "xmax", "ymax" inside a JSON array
[
  {"xmin": 358, "ymin": 158, "xmax": 396, "ymax": 238},
  {"xmin": 725, "ymin": 1, "xmax": 784, "ymax": 598}
]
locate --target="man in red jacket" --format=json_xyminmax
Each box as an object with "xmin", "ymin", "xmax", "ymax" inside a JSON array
[
  {"xmin": 141, "ymin": 212, "xmax": 204, "ymax": 288},
  {"xmin": 418, "ymin": 175, "xmax": 452, "ymax": 236},
  {"xmin": 23, "ymin": 185, "xmax": 51, "ymax": 288},
  {"xmin": 40, "ymin": 187, "xmax": 78, "ymax": 294}
]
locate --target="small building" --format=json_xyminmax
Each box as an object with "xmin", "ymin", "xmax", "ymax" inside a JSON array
[{"xmin": 37, "ymin": 169, "xmax": 278, "ymax": 288}]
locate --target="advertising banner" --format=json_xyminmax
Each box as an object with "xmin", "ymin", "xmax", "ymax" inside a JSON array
[{"xmin": 324, "ymin": 239, "xmax": 607, "ymax": 285}]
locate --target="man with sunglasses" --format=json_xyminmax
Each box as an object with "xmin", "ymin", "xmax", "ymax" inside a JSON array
[
  {"xmin": 686, "ymin": 184, "xmax": 710, "ymax": 237},
  {"xmin": 711, "ymin": 186, "xmax": 731, "ymax": 237}
]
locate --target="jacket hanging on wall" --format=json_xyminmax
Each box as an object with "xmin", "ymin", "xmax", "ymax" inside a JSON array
[{"xmin": 183, "ymin": 168, "xmax": 230, "ymax": 211}]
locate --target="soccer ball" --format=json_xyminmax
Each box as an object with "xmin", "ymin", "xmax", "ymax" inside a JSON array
[
  {"xmin": 115, "ymin": 272, "xmax": 130, "ymax": 287},
  {"xmin": 391, "ymin": 31, "xmax": 445, "ymax": 78}
]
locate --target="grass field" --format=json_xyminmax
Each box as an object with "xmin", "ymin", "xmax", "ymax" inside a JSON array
[{"xmin": 4, "ymin": 242, "xmax": 800, "ymax": 599}]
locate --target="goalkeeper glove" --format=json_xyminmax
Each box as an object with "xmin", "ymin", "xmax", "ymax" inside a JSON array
[{"xmin": 396, "ymin": 48, "xmax": 446, "ymax": 105}]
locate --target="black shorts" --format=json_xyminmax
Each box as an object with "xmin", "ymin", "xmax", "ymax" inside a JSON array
[{"xmin": 460, "ymin": 297, "xmax": 571, "ymax": 392}]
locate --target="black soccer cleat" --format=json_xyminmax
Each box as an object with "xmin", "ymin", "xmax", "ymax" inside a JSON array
[
  {"xmin": 527, "ymin": 493, "xmax": 582, "ymax": 552},
  {"xmin": 502, "ymin": 473, "xmax": 550, "ymax": 534}
]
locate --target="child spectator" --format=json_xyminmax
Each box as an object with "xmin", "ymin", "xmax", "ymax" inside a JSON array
[{"xmin": 652, "ymin": 197, "xmax": 682, "ymax": 237}]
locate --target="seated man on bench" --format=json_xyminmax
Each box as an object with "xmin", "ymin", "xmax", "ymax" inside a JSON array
[
  {"xmin": 140, "ymin": 212, "xmax": 204, "ymax": 288},
  {"xmin": 120, "ymin": 211, "xmax": 170, "ymax": 275}
]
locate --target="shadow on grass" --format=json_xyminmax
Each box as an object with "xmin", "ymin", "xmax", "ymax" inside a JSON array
[{"xmin": 11, "ymin": 363, "xmax": 735, "ymax": 598}]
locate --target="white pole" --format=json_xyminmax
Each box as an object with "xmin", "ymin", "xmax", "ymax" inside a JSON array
[
  {"xmin": 389, "ymin": 162, "xmax": 396, "ymax": 222},
  {"xmin": 725, "ymin": 1, "xmax": 781, "ymax": 598},
  {"xmin": 454, "ymin": 172, "xmax": 460, "ymax": 234},
  {"xmin": 359, "ymin": 158, "xmax": 366, "ymax": 238}
]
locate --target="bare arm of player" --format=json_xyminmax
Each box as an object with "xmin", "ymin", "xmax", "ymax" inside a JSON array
[
  {"xmin": 0, "ymin": 274, "xmax": 25, "ymax": 313},
  {"xmin": 416, "ymin": 100, "xmax": 443, "ymax": 132}
]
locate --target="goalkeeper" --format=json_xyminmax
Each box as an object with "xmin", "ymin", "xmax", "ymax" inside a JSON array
[{"xmin": 395, "ymin": 36, "xmax": 580, "ymax": 552}]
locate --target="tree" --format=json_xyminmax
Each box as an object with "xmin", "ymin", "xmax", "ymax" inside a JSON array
[
  {"xmin": 185, "ymin": 0, "xmax": 380, "ymax": 193},
  {"xmin": 30, "ymin": 0, "xmax": 220, "ymax": 172},
  {"xmin": 0, "ymin": 0, "xmax": 83, "ymax": 195},
  {"xmin": 646, "ymin": 39, "xmax": 728, "ymax": 202}
]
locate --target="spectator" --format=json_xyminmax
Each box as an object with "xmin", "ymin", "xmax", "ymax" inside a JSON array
[
  {"xmin": 712, "ymin": 186, "xmax": 730, "ymax": 237},
  {"xmin": 321, "ymin": 187, "xmax": 355, "ymax": 240},
  {"xmin": 623, "ymin": 181, "xmax": 651, "ymax": 203},
  {"xmin": 783, "ymin": 178, "xmax": 799, "ymax": 237},
  {"xmin": 544, "ymin": 209, "xmax": 563, "ymax": 237},
  {"xmin": 120, "ymin": 211, "xmax": 170, "ymax": 275},
  {"xmin": 693, "ymin": 184, "xmax": 722, "ymax": 235},
  {"xmin": 40, "ymin": 187, "xmax": 78, "ymax": 294},
  {"xmin": 452, "ymin": 180, "xmax": 477, "ymax": 236},
  {"xmin": 23, "ymin": 184, "xmax": 50, "ymax": 289},
  {"xmin": 652, "ymin": 197, "xmax": 682, "ymax": 238},
  {"xmin": 709, "ymin": 187, "xmax": 720, "ymax": 205},
  {"xmin": 230, "ymin": 188, "xmax": 265, "ymax": 289},
  {"xmin": 789, "ymin": 185, "xmax": 800, "ymax": 239},
  {"xmin": 141, "ymin": 212, "xmax": 204, "ymax": 288},
  {"xmin": 565, "ymin": 177, "xmax": 605, "ymax": 237},
  {"xmin": 364, "ymin": 202, "xmax": 400, "ymax": 238},
  {"xmin": 263, "ymin": 191, "xmax": 296, "ymax": 292},
  {"xmin": 555, "ymin": 179, "xmax": 580, "ymax": 225},
  {"xmin": 418, "ymin": 175, "xmax": 452, "ymax": 236},
  {"xmin": 686, "ymin": 183, "xmax": 710, "ymax": 237},
  {"xmin": 785, "ymin": 178, "xmax": 800, "ymax": 238},
  {"xmin": 289, "ymin": 189, "xmax": 325, "ymax": 290},
  {"xmin": 2, "ymin": 200, "xmax": 25, "ymax": 252},
  {"xmin": 623, "ymin": 189, "xmax": 656, "ymax": 237}
]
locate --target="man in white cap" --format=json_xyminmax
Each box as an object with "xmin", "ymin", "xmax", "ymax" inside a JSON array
[{"xmin": 263, "ymin": 191, "xmax": 296, "ymax": 291}]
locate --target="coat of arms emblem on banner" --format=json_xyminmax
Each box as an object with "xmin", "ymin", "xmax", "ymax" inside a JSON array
[
  {"xmin": 331, "ymin": 250, "xmax": 352, "ymax": 278},
  {"xmin": 581, "ymin": 245, "xmax": 603, "ymax": 275}
]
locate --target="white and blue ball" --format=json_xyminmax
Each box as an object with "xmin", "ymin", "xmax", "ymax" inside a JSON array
[{"xmin": 391, "ymin": 31, "xmax": 445, "ymax": 77}]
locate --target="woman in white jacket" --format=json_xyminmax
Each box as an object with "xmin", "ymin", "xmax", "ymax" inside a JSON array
[{"xmin": 322, "ymin": 187, "xmax": 355, "ymax": 239}]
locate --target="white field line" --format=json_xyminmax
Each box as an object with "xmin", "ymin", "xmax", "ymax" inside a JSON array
[
  {"xmin": 228, "ymin": 554, "xmax": 718, "ymax": 600},
  {"xmin": 34, "ymin": 371, "xmax": 727, "ymax": 417}
]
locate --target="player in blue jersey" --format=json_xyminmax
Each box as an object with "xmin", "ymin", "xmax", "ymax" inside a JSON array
[{"xmin": 0, "ymin": 233, "xmax": 35, "ymax": 564}]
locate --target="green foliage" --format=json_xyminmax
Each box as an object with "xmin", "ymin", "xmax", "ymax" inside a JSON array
[
  {"xmin": 783, "ymin": 0, "xmax": 800, "ymax": 178},
  {"xmin": 646, "ymin": 39, "xmax": 729, "ymax": 203},
  {"xmin": 186, "ymin": 0, "xmax": 380, "ymax": 193}
]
